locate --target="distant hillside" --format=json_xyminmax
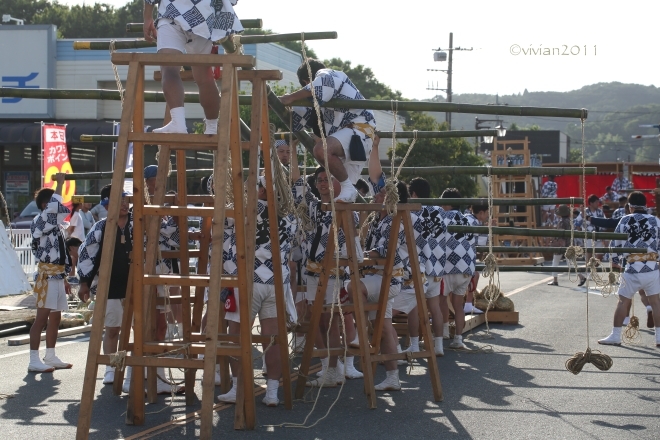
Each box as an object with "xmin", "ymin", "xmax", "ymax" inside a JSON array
[{"xmin": 430, "ymin": 82, "xmax": 660, "ymax": 162}]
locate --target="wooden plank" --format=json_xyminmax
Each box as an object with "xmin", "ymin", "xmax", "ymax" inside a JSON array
[
  {"xmin": 143, "ymin": 205, "xmax": 229, "ymax": 217},
  {"xmin": 401, "ymin": 212, "xmax": 443, "ymax": 402},
  {"xmin": 128, "ymin": 132, "xmax": 219, "ymax": 146},
  {"xmin": 76, "ymin": 59, "xmax": 141, "ymax": 440},
  {"xmin": 486, "ymin": 311, "xmax": 519, "ymax": 324},
  {"xmin": 143, "ymin": 274, "xmax": 238, "ymax": 287},
  {"xmin": 154, "ymin": 69, "xmax": 283, "ymax": 82},
  {"xmin": 8, "ymin": 324, "xmax": 92, "ymax": 346},
  {"xmin": 113, "ymin": 264, "xmax": 135, "ymax": 396},
  {"xmin": 201, "ymin": 63, "xmax": 234, "ymax": 438},
  {"xmin": 111, "ymin": 52, "xmax": 256, "ymax": 68},
  {"xmin": 258, "ymin": 81, "xmax": 293, "ymax": 410}
]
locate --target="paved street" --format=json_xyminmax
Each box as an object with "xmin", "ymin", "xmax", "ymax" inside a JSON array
[{"xmin": 1, "ymin": 271, "xmax": 659, "ymax": 439}]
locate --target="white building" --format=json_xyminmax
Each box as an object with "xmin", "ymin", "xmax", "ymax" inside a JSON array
[{"xmin": 0, "ymin": 25, "xmax": 401, "ymax": 217}]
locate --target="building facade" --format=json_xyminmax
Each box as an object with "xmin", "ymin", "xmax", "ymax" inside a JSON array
[{"xmin": 0, "ymin": 25, "xmax": 401, "ymax": 219}]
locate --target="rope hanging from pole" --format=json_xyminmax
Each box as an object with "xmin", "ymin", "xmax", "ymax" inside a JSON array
[{"xmin": 565, "ymin": 114, "xmax": 613, "ymax": 375}]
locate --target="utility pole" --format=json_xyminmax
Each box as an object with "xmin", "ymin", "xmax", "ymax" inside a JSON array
[
  {"xmin": 446, "ymin": 33, "xmax": 453, "ymax": 129},
  {"xmin": 431, "ymin": 33, "xmax": 472, "ymax": 131}
]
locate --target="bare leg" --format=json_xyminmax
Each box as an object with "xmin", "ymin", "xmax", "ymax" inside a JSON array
[
  {"xmin": 612, "ymin": 296, "xmax": 631, "ymax": 327},
  {"xmin": 45, "ymin": 311, "xmax": 61, "ymax": 348},
  {"xmin": 313, "ymin": 137, "xmax": 348, "ymax": 182},
  {"xmin": 407, "ymin": 306, "xmax": 420, "ymax": 338},
  {"xmin": 103, "ymin": 327, "xmax": 121, "ymax": 355},
  {"xmin": 426, "ymin": 296, "xmax": 444, "ymax": 338},
  {"xmin": 439, "ymin": 295, "xmax": 449, "ymax": 324},
  {"xmin": 30, "ymin": 308, "xmax": 51, "ymax": 350},
  {"xmin": 451, "ymin": 294, "xmax": 465, "ymax": 336},
  {"xmin": 158, "ymin": 51, "xmax": 185, "ymax": 110},
  {"xmin": 379, "ymin": 319, "xmax": 398, "ymax": 372},
  {"xmin": 343, "ymin": 313, "xmax": 357, "ymax": 344},
  {"xmin": 191, "ymin": 65, "xmax": 220, "ymax": 119},
  {"xmin": 260, "ymin": 318, "xmax": 282, "ymax": 381}
]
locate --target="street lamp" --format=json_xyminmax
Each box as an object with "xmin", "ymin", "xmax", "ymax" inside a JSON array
[
  {"xmin": 431, "ymin": 32, "xmax": 473, "ymax": 130},
  {"xmin": 474, "ymin": 117, "xmax": 506, "ymax": 154},
  {"xmin": 2, "ymin": 15, "xmax": 25, "ymax": 25}
]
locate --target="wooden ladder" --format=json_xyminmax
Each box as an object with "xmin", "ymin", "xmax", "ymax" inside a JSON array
[
  {"xmin": 295, "ymin": 203, "xmax": 443, "ymax": 407},
  {"xmin": 76, "ymin": 52, "xmax": 292, "ymax": 439}
]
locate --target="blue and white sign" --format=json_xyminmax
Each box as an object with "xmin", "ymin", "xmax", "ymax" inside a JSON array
[{"xmin": 0, "ymin": 25, "xmax": 56, "ymax": 118}]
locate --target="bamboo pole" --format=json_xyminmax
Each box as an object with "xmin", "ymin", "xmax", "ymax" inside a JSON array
[
  {"xmin": 287, "ymin": 98, "xmax": 588, "ymax": 119},
  {"xmin": 394, "ymin": 167, "xmax": 595, "ymax": 177},
  {"xmin": 474, "ymin": 265, "xmax": 615, "ymax": 273},
  {"xmin": 0, "ymin": 88, "xmax": 588, "ymax": 120},
  {"xmin": 419, "ymin": 197, "xmax": 585, "ymax": 205},
  {"xmin": 126, "ymin": 19, "xmax": 264, "ymax": 33},
  {"xmin": 476, "ymin": 246, "xmax": 640, "ymax": 254},
  {"xmin": 73, "ymin": 32, "xmax": 337, "ymax": 50},
  {"xmin": 448, "ymin": 225, "xmax": 626, "ymax": 240}
]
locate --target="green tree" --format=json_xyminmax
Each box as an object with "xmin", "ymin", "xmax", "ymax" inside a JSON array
[
  {"xmin": 508, "ymin": 122, "xmax": 520, "ymax": 131},
  {"xmin": 242, "ymin": 28, "xmax": 318, "ymax": 59},
  {"xmin": 392, "ymin": 112, "xmax": 484, "ymax": 197},
  {"xmin": 323, "ymin": 58, "xmax": 402, "ymax": 101}
]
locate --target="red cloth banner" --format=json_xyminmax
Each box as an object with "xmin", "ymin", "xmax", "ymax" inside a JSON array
[
  {"xmin": 543, "ymin": 174, "xmax": 657, "ymax": 208},
  {"xmin": 42, "ymin": 124, "xmax": 75, "ymax": 209}
]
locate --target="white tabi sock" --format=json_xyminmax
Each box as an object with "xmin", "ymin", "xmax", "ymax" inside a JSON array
[
  {"xmin": 170, "ymin": 107, "xmax": 186, "ymax": 126},
  {"xmin": 30, "ymin": 350, "xmax": 41, "ymax": 363},
  {"xmin": 655, "ymin": 327, "xmax": 660, "ymax": 342},
  {"xmin": 648, "ymin": 305, "xmax": 653, "ymax": 313},
  {"xmin": 611, "ymin": 327, "xmax": 622, "ymax": 338},
  {"xmin": 266, "ymin": 379, "xmax": 279, "ymax": 398},
  {"xmin": 409, "ymin": 337, "xmax": 420, "ymax": 352},
  {"xmin": 386, "ymin": 369, "xmax": 399, "ymax": 380},
  {"xmin": 45, "ymin": 348, "xmax": 55, "ymax": 359},
  {"xmin": 205, "ymin": 118, "xmax": 218, "ymax": 134},
  {"xmin": 340, "ymin": 179, "xmax": 353, "ymax": 190}
]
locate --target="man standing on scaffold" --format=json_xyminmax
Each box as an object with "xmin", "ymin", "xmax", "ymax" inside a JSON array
[
  {"xmin": 143, "ymin": 0, "xmax": 243, "ymax": 135},
  {"xmin": 280, "ymin": 59, "xmax": 376, "ymax": 203}
]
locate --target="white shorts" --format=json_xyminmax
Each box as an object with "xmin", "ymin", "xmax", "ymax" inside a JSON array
[
  {"xmin": 443, "ymin": 273, "xmax": 471, "ymax": 296},
  {"xmin": 39, "ymin": 279, "xmax": 68, "ymax": 312},
  {"xmin": 104, "ymin": 299, "xmax": 124, "ymax": 327},
  {"xmin": 392, "ymin": 285, "xmax": 417, "ymax": 314},
  {"xmin": 329, "ymin": 127, "xmax": 374, "ymax": 184},
  {"xmin": 618, "ymin": 271, "xmax": 660, "ymax": 299},
  {"xmin": 542, "ymin": 204, "xmax": 556, "ymax": 211},
  {"xmin": 156, "ymin": 20, "xmax": 213, "ymax": 55},
  {"xmin": 225, "ymin": 284, "xmax": 278, "ymax": 323},
  {"xmin": 361, "ymin": 274, "xmax": 401, "ymax": 320},
  {"xmin": 426, "ymin": 277, "xmax": 442, "ymax": 299},
  {"xmin": 305, "ymin": 275, "xmax": 342, "ymax": 304},
  {"xmin": 290, "ymin": 246, "xmax": 303, "ymax": 263}
]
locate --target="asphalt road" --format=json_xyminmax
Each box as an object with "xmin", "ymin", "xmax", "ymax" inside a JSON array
[{"xmin": 1, "ymin": 271, "xmax": 659, "ymax": 440}]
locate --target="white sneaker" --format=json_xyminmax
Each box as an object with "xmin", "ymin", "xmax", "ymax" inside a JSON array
[
  {"xmin": 217, "ymin": 387, "xmax": 237, "ymax": 403},
  {"xmin": 597, "ymin": 333, "xmax": 622, "ymax": 346},
  {"xmin": 374, "ymin": 374, "xmax": 401, "ymax": 391},
  {"xmin": 103, "ymin": 367, "xmax": 115, "ymax": 384},
  {"xmin": 43, "ymin": 354, "xmax": 72, "ymax": 370},
  {"xmin": 335, "ymin": 185, "xmax": 358, "ymax": 203},
  {"xmin": 344, "ymin": 362, "xmax": 364, "ymax": 379},
  {"xmin": 153, "ymin": 121, "xmax": 188, "ymax": 134},
  {"xmin": 307, "ymin": 368, "xmax": 339, "ymax": 388},
  {"xmin": 27, "ymin": 359, "xmax": 55, "ymax": 373},
  {"xmin": 262, "ymin": 394, "xmax": 279, "ymax": 407},
  {"xmin": 294, "ymin": 335, "xmax": 306, "ymax": 353},
  {"xmin": 449, "ymin": 338, "xmax": 467, "ymax": 350},
  {"xmin": 464, "ymin": 304, "xmax": 484, "ymax": 314}
]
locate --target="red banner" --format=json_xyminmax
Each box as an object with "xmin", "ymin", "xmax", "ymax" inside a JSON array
[
  {"xmin": 42, "ymin": 124, "xmax": 75, "ymax": 209},
  {"xmin": 542, "ymin": 174, "xmax": 658, "ymax": 208}
]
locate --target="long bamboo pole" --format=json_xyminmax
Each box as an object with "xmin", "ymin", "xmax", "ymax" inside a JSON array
[
  {"xmin": 126, "ymin": 20, "xmax": 264, "ymax": 32},
  {"xmin": 59, "ymin": 167, "xmax": 596, "ymax": 181},
  {"xmin": 476, "ymin": 246, "xmax": 639, "ymax": 254},
  {"xmin": 419, "ymin": 197, "xmax": 586, "ymax": 205},
  {"xmin": 448, "ymin": 225, "xmax": 626, "ymax": 240},
  {"xmin": 0, "ymin": 87, "xmax": 588, "ymax": 120},
  {"xmin": 475, "ymin": 265, "xmax": 615, "ymax": 273},
  {"xmin": 73, "ymin": 32, "xmax": 337, "ymax": 50},
  {"xmin": 288, "ymin": 99, "xmax": 588, "ymax": 119},
  {"xmin": 394, "ymin": 167, "xmax": 595, "ymax": 177}
]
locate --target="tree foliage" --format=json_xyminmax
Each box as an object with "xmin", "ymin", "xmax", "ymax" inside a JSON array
[
  {"xmin": 392, "ymin": 112, "xmax": 484, "ymax": 197},
  {"xmin": 323, "ymin": 58, "xmax": 402, "ymax": 101}
]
